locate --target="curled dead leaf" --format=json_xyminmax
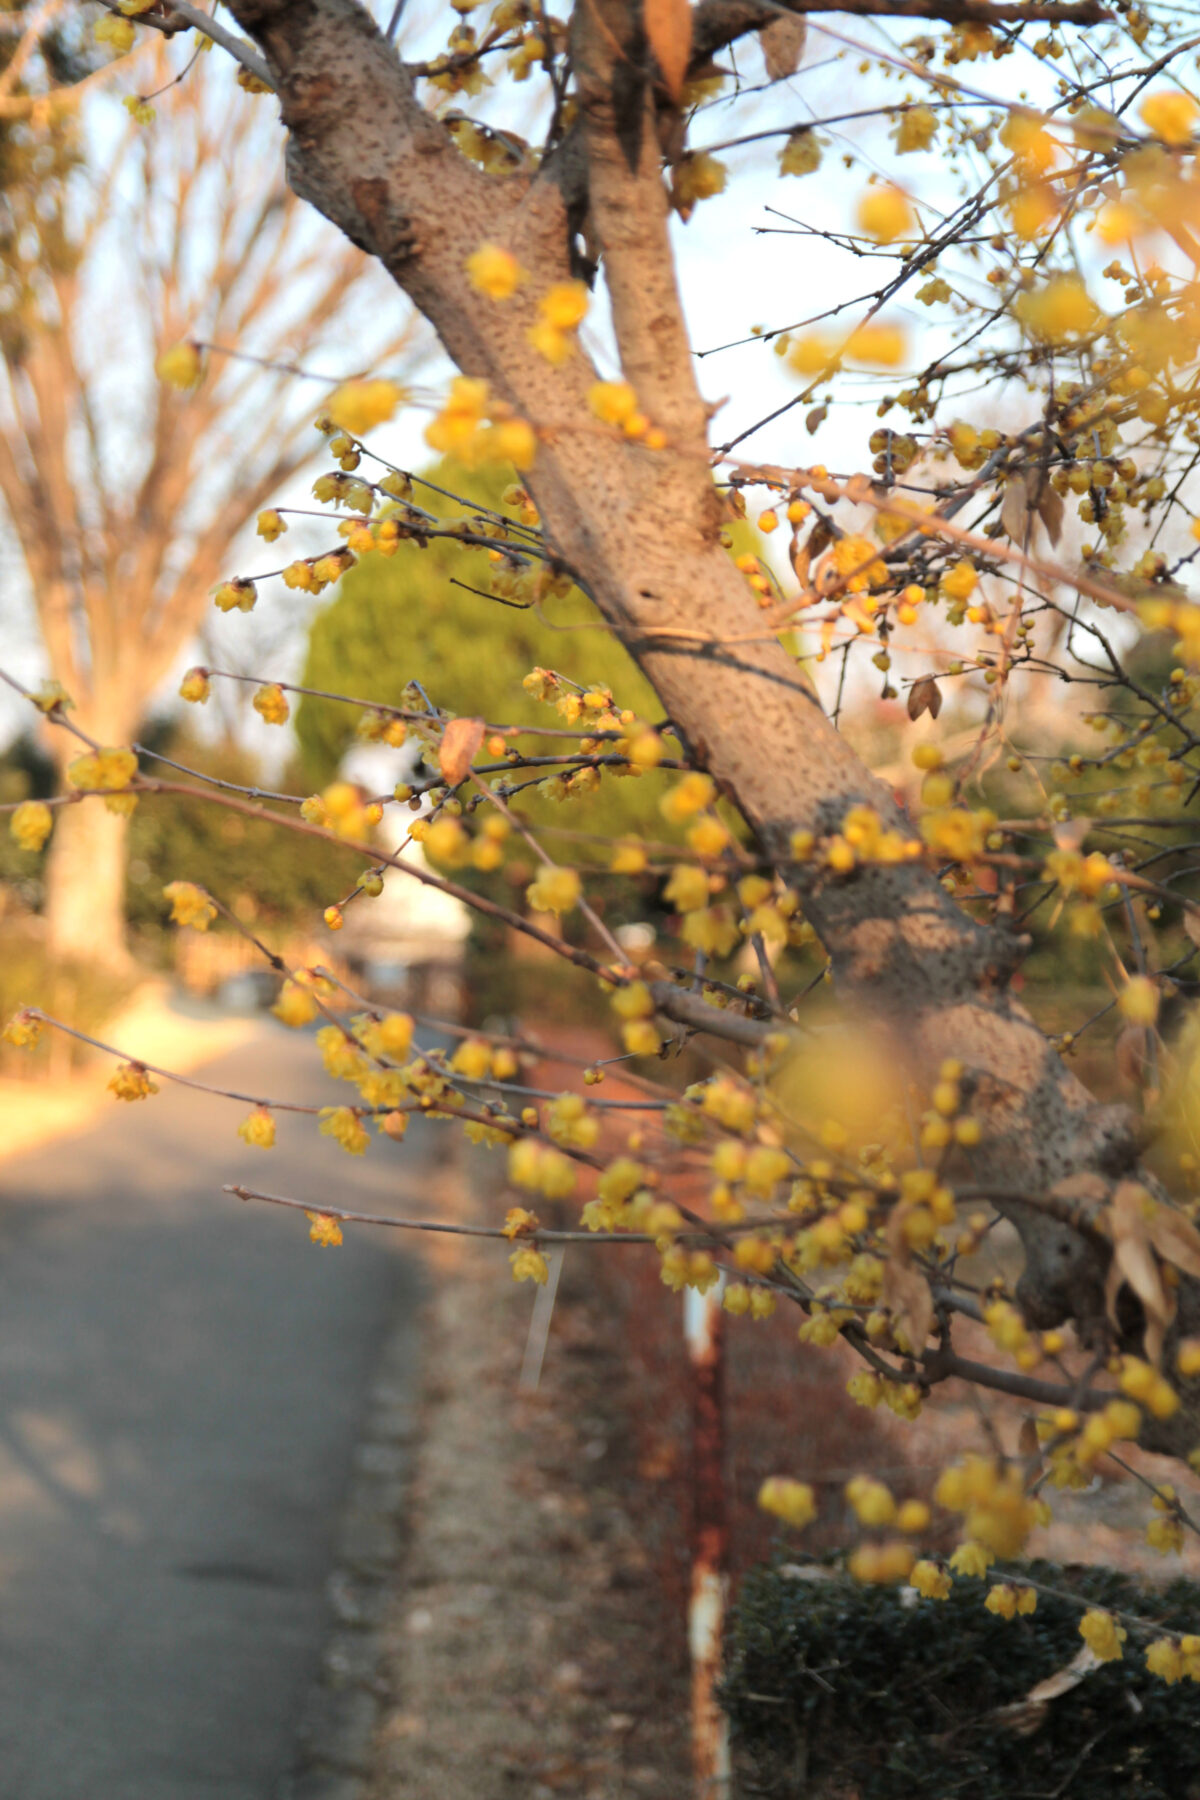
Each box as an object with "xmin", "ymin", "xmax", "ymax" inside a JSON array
[
  {"xmin": 882, "ymin": 1205, "xmax": 934, "ymax": 1351},
  {"xmin": 994, "ymin": 1644, "xmax": 1101, "ymax": 1736},
  {"xmin": 1105, "ymin": 1180, "xmax": 1175, "ymax": 1365},
  {"xmin": 907, "ymin": 675, "xmax": 943, "ymax": 722},
  {"xmin": 438, "ymin": 716, "xmax": 486, "ymax": 787}
]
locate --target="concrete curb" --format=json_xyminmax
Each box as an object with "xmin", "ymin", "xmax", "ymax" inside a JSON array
[{"xmin": 278, "ymin": 1293, "xmax": 422, "ymax": 1800}]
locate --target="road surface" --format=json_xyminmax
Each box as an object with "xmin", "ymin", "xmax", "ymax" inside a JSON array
[{"xmin": 0, "ymin": 1021, "xmax": 425, "ymax": 1800}]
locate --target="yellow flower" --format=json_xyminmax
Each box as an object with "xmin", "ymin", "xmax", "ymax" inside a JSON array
[
  {"xmin": 857, "ymin": 185, "xmax": 914, "ymax": 242},
  {"xmin": 179, "ymin": 667, "xmax": 211, "ymax": 704},
  {"xmin": 611, "ymin": 838, "xmax": 648, "ymax": 874},
  {"xmin": 67, "ymin": 747, "xmax": 137, "ymax": 792},
  {"xmin": 1016, "ymin": 275, "xmax": 1099, "ymax": 342},
  {"xmin": 660, "ymin": 772, "xmax": 715, "ymax": 824},
  {"xmin": 326, "ymin": 379, "xmax": 404, "ymax": 437},
  {"xmin": 1140, "ymin": 90, "xmax": 1199, "ymax": 146},
  {"xmin": 256, "ymin": 509, "xmax": 287, "ymax": 542},
  {"xmin": 307, "ymin": 1211, "xmax": 344, "ymax": 1247},
  {"xmin": 548, "ymin": 1092, "xmax": 599, "ymax": 1150},
  {"xmin": 671, "ymin": 152, "xmax": 727, "ymax": 214},
  {"xmin": 273, "ymin": 980, "xmax": 319, "ymax": 1028},
  {"xmin": 466, "ymin": 242, "xmax": 526, "ymax": 299},
  {"xmin": 2, "ymin": 1009, "xmax": 42, "ymax": 1048},
  {"xmin": 488, "ymin": 416, "xmax": 537, "ymax": 470},
  {"xmin": 162, "ymin": 880, "xmax": 217, "ymax": 930},
  {"xmin": 940, "ymin": 559, "xmax": 978, "ymax": 602},
  {"xmin": 780, "ymin": 129, "xmax": 822, "ymax": 176},
  {"xmin": 894, "ymin": 107, "xmax": 938, "ymax": 153},
  {"xmin": 502, "ymin": 1206, "xmax": 540, "ymax": 1239},
  {"xmin": 1146, "ymin": 1638, "xmax": 1184, "ymax": 1684},
  {"xmin": 214, "ymin": 578, "xmax": 256, "ymax": 614},
  {"xmin": 10, "ymin": 800, "xmax": 53, "ymax": 853},
  {"xmin": 849, "ymin": 1541, "xmax": 915, "ymax": 1585},
  {"xmin": 665, "ymin": 864, "xmax": 709, "ymax": 913},
  {"xmin": 156, "ymin": 342, "xmax": 203, "ymax": 389},
  {"xmin": 238, "ymin": 1107, "xmax": 276, "ymax": 1149},
  {"xmin": 253, "ymin": 684, "xmax": 290, "ymax": 727},
  {"xmin": 526, "ymin": 320, "xmax": 571, "ymax": 365},
  {"xmin": 451, "ymin": 1037, "xmax": 493, "ymax": 1080},
  {"xmin": 588, "ymin": 381, "xmax": 638, "ymax": 425},
  {"xmin": 315, "ymin": 1025, "xmax": 367, "ymax": 1081},
  {"xmin": 949, "ymin": 1540, "xmax": 993, "ymax": 1579},
  {"xmin": 846, "ymin": 1476, "xmax": 896, "ymax": 1527},
  {"xmin": 527, "ymin": 866, "xmax": 581, "ymax": 915},
  {"xmin": 1119, "ymin": 974, "xmax": 1159, "ymax": 1026},
  {"xmin": 95, "ymin": 13, "xmax": 136, "ymax": 51},
  {"xmin": 622, "ymin": 1020, "xmax": 662, "ymax": 1057},
  {"xmin": 108, "ymin": 1062, "xmax": 158, "ymax": 1102},
  {"xmin": 985, "ymin": 1584, "xmax": 1019, "ymax": 1619},
  {"xmin": 758, "ymin": 1476, "xmax": 817, "ymax": 1528},
  {"xmin": 319, "ymin": 1107, "xmax": 370, "ymax": 1155},
  {"xmin": 360, "ymin": 1011, "xmax": 415, "ymax": 1060},
  {"xmin": 1079, "ymin": 1608, "xmax": 1126, "ymax": 1662},
  {"xmin": 510, "ymin": 1244, "xmax": 550, "ymax": 1284},
  {"xmin": 30, "ymin": 679, "xmax": 72, "ymax": 715},
  {"xmin": 910, "ymin": 1560, "xmax": 952, "ymax": 1600},
  {"xmin": 538, "ymin": 281, "xmax": 589, "ymax": 331}
]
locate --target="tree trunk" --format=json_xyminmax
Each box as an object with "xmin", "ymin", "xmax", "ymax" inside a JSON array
[{"xmin": 42, "ymin": 797, "xmax": 133, "ymax": 972}]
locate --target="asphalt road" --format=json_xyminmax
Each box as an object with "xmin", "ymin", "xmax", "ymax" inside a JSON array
[{"xmin": 0, "ymin": 1022, "xmax": 424, "ymax": 1800}]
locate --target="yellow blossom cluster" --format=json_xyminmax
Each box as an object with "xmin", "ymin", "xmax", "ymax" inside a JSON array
[
  {"xmin": 508, "ymin": 1137, "xmax": 577, "ymax": 1199},
  {"xmin": 9, "ymin": 800, "xmax": 53, "ymax": 853},
  {"xmin": 425, "ymin": 376, "xmax": 537, "ymax": 470},
  {"xmin": 163, "ymin": 881, "xmax": 218, "ymax": 930},
  {"xmin": 319, "ymin": 1106, "xmax": 370, "ymax": 1155},
  {"xmin": 935, "ymin": 1456, "xmax": 1037, "ymax": 1558},
  {"xmin": 307, "ymin": 1211, "xmax": 344, "ymax": 1247},
  {"xmin": 109, "ymin": 1062, "xmax": 158, "ymax": 1102}
]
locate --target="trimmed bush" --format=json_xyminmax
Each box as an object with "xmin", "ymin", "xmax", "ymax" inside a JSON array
[{"xmin": 723, "ymin": 1559, "xmax": 1200, "ymax": 1798}]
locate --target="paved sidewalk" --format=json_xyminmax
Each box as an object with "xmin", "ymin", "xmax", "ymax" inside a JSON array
[{"xmin": 0, "ymin": 1025, "xmax": 424, "ymax": 1800}]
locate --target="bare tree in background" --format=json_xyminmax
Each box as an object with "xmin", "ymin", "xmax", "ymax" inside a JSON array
[{"xmin": 0, "ymin": 41, "xmax": 414, "ymax": 965}]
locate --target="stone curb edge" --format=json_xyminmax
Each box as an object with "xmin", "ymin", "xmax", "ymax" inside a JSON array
[{"xmin": 276, "ymin": 1293, "xmax": 423, "ymax": 1800}]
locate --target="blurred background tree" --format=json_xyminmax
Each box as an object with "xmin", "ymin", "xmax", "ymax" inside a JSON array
[{"xmin": 0, "ymin": 38, "xmax": 414, "ymax": 969}]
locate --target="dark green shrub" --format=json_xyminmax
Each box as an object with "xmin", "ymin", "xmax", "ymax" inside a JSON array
[{"xmin": 723, "ymin": 1559, "xmax": 1200, "ymax": 1799}]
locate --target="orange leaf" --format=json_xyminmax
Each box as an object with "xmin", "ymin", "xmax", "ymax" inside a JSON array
[
  {"xmin": 645, "ymin": 0, "xmax": 693, "ymax": 103},
  {"xmin": 438, "ymin": 716, "xmax": 486, "ymax": 787}
]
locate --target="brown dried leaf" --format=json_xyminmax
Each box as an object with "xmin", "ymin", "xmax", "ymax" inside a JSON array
[
  {"xmin": 1184, "ymin": 908, "xmax": 1200, "ymax": 951},
  {"xmin": 1146, "ymin": 1199, "xmax": 1200, "ymax": 1281},
  {"xmin": 1114, "ymin": 1024, "xmax": 1152, "ymax": 1089},
  {"xmin": 645, "ymin": 0, "xmax": 692, "ymax": 103},
  {"xmin": 438, "ymin": 716, "xmax": 486, "ymax": 787},
  {"xmin": 1018, "ymin": 1415, "xmax": 1041, "ymax": 1464},
  {"xmin": 1037, "ymin": 480, "xmax": 1064, "ymax": 547},
  {"xmin": 759, "ymin": 14, "xmax": 806, "ymax": 79},
  {"xmin": 1105, "ymin": 1180, "xmax": 1175, "ymax": 1364},
  {"xmin": 907, "ymin": 675, "xmax": 943, "ymax": 721},
  {"xmin": 805, "ymin": 403, "xmax": 828, "ymax": 434},
  {"xmin": 881, "ymin": 1255, "xmax": 934, "ymax": 1352},
  {"xmin": 1000, "ymin": 472, "xmax": 1032, "ymax": 547}
]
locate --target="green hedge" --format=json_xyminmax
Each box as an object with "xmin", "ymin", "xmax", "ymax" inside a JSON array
[{"xmin": 722, "ymin": 1559, "xmax": 1200, "ymax": 1798}]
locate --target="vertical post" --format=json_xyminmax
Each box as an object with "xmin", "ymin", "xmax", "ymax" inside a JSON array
[{"xmin": 685, "ymin": 1277, "xmax": 730, "ymax": 1799}]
